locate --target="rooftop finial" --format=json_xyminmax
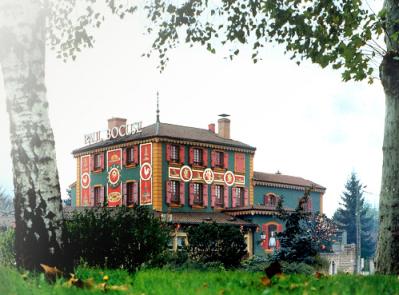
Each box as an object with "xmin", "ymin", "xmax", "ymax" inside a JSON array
[{"xmin": 156, "ymin": 91, "xmax": 160, "ymax": 123}]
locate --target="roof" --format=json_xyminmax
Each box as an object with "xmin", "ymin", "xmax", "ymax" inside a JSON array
[
  {"xmin": 223, "ymin": 205, "xmax": 295, "ymax": 217},
  {"xmin": 254, "ymin": 171, "xmax": 326, "ymax": 192},
  {"xmin": 73, "ymin": 122, "xmax": 256, "ymax": 155},
  {"xmin": 63, "ymin": 207, "xmax": 256, "ymax": 228}
]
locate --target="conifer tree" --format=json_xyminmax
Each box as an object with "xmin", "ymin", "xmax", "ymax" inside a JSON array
[{"xmin": 333, "ymin": 173, "xmax": 375, "ymax": 258}]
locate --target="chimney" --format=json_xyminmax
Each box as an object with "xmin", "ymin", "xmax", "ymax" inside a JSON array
[
  {"xmin": 218, "ymin": 117, "xmax": 230, "ymax": 139},
  {"xmin": 108, "ymin": 117, "xmax": 127, "ymax": 131},
  {"xmin": 208, "ymin": 123, "xmax": 215, "ymax": 133}
]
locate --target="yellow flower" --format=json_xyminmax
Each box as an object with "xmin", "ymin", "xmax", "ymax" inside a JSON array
[{"xmin": 103, "ymin": 275, "xmax": 109, "ymax": 281}]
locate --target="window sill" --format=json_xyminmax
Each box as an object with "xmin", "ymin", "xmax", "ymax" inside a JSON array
[
  {"xmin": 191, "ymin": 204, "xmax": 206, "ymax": 209},
  {"xmin": 169, "ymin": 203, "xmax": 183, "ymax": 208},
  {"xmin": 125, "ymin": 163, "xmax": 138, "ymax": 169},
  {"xmin": 192, "ymin": 164, "xmax": 205, "ymax": 169},
  {"xmin": 168, "ymin": 162, "xmax": 183, "ymax": 167},
  {"xmin": 213, "ymin": 167, "xmax": 226, "ymax": 172},
  {"xmin": 92, "ymin": 168, "xmax": 103, "ymax": 174}
]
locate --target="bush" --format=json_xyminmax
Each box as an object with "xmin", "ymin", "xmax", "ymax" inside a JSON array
[
  {"xmin": 241, "ymin": 255, "xmax": 271, "ymax": 272},
  {"xmin": 66, "ymin": 206, "xmax": 170, "ymax": 272},
  {"xmin": 0, "ymin": 228, "xmax": 15, "ymax": 267},
  {"xmin": 281, "ymin": 261, "xmax": 315, "ymax": 275},
  {"xmin": 187, "ymin": 222, "xmax": 247, "ymax": 268}
]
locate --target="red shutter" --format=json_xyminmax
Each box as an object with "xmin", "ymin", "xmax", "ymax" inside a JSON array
[
  {"xmin": 232, "ymin": 187, "xmax": 237, "ymax": 208},
  {"xmin": 99, "ymin": 186, "xmax": 104, "ymax": 206},
  {"xmin": 166, "ymin": 181, "xmax": 172, "ymax": 204},
  {"xmin": 134, "ymin": 145, "xmax": 139, "ymax": 164},
  {"xmin": 123, "ymin": 148, "xmax": 127, "ymax": 166},
  {"xmin": 262, "ymin": 224, "xmax": 269, "ymax": 250},
  {"xmin": 224, "ymin": 186, "xmax": 229, "ymax": 208},
  {"xmin": 277, "ymin": 224, "xmax": 283, "ymax": 249},
  {"xmin": 264, "ymin": 195, "xmax": 269, "ymax": 205},
  {"xmin": 180, "ymin": 146, "xmax": 185, "ymax": 164},
  {"xmin": 211, "ymin": 185, "xmax": 216, "ymax": 207},
  {"xmin": 241, "ymin": 154, "xmax": 246, "ymax": 172},
  {"xmin": 211, "ymin": 151, "xmax": 216, "ymax": 167},
  {"xmin": 224, "ymin": 152, "xmax": 229, "ymax": 169},
  {"xmin": 244, "ymin": 187, "xmax": 249, "ymax": 206},
  {"xmin": 89, "ymin": 187, "xmax": 94, "ymax": 207},
  {"xmin": 189, "ymin": 147, "xmax": 194, "ymax": 165},
  {"xmin": 166, "ymin": 144, "xmax": 171, "ymax": 162},
  {"xmin": 203, "ymin": 184, "xmax": 208, "ymax": 207},
  {"xmin": 180, "ymin": 182, "xmax": 185, "ymax": 205},
  {"xmin": 307, "ymin": 197, "xmax": 312, "ymax": 212},
  {"xmin": 189, "ymin": 183, "xmax": 194, "ymax": 205},
  {"xmin": 90, "ymin": 155, "xmax": 94, "ymax": 172},
  {"xmin": 235, "ymin": 153, "xmax": 245, "ymax": 173},
  {"xmin": 133, "ymin": 182, "xmax": 138, "ymax": 205},
  {"xmin": 122, "ymin": 183, "xmax": 127, "ymax": 206},
  {"xmin": 203, "ymin": 148, "xmax": 208, "ymax": 166},
  {"xmin": 100, "ymin": 153, "xmax": 105, "ymax": 171}
]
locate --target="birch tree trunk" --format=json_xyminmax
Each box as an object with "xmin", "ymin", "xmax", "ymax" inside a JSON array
[
  {"xmin": 376, "ymin": 0, "xmax": 399, "ymax": 274},
  {"xmin": 0, "ymin": 0, "xmax": 65, "ymax": 271}
]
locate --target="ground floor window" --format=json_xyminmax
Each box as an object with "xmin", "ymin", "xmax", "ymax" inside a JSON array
[{"xmin": 261, "ymin": 222, "xmax": 283, "ymax": 251}]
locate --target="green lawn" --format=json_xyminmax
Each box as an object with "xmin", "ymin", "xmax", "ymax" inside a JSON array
[{"xmin": 1, "ymin": 266, "xmax": 399, "ymax": 295}]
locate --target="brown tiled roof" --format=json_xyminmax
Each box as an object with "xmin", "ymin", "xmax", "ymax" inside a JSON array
[
  {"xmin": 160, "ymin": 212, "xmax": 256, "ymax": 228},
  {"xmin": 62, "ymin": 207, "xmax": 256, "ymax": 228},
  {"xmin": 254, "ymin": 171, "xmax": 326, "ymax": 192},
  {"xmin": 73, "ymin": 122, "xmax": 256, "ymax": 155}
]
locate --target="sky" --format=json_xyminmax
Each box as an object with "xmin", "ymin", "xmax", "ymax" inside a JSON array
[{"xmin": 0, "ymin": 2, "xmax": 384, "ymax": 217}]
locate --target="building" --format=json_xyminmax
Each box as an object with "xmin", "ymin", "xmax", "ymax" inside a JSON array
[{"xmin": 69, "ymin": 114, "xmax": 326, "ymax": 256}]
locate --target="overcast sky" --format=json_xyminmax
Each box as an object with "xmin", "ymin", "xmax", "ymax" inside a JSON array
[{"xmin": 0, "ymin": 2, "xmax": 384, "ymax": 217}]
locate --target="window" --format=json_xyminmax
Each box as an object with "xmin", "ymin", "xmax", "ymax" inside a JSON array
[
  {"xmin": 235, "ymin": 187, "xmax": 244, "ymax": 207},
  {"xmin": 264, "ymin": 193, "xmax": 278, "ymax": 208},
  {"xmin": 171, "ymin": 145, "xmax": 179, "ymax": 162},
  {"xmin": 171, "ymin": 180, "xmax": 180, "ymax": 204},
  {"xmin": 94, "ymin": 153, "xmax": 101, "ymax": 170},
  {"xmin": 126, "ymin": 147, "xmax": 135, "ymax": 165},
  {"xmin": 215, "ymin": 151, "xmax": 224, "ymax": 168},
  {"xmin": 193, "ymin": 183, "xmax": 203, "ymax": 205},
  {"xmin": 261, "ymin": 223, "xmax": 282, "ymax": 251},
  {"xmin": 215, "ymin": 185, "xmax": 224, "ymax": 207},
  {"xmin": 126, "ymin": 182, "xmax": 135, "ymax": 206},
  {"xmin": 94, "ymin": 186, "xmax": 102, "ymax": 206},
  {"xmin": 193, "ymin": 148, "xmax": 203, "ymax": 165}
]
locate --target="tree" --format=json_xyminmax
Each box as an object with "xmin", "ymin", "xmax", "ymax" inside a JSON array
[
  {"xmin": 0, "ymin": 187, "xmax": 13, "ymax": 217},
  {"xmin": 187, "ymin": 222, "xmax": 247, "ymax": 268},
  {"xmin": 274, "ymin": 189, "xmax": 337, "ymax": 264},
  {"xmin": 66, "ymin": 206, "xmax": 170, "ymax": 272},
  {"xmin": 0, "ymin": 0, "xmax": 67, "ymax": 271},
  {"xmin": 333, "ymin": 173, "xmax": 376, "ymax": 258}
]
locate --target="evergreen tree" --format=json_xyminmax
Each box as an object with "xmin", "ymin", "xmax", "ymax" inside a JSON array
[{"xmin": 333, "ymin": 173, "xmax": 375, "ymax": 258}]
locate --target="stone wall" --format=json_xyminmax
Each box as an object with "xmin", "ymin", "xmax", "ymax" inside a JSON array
[{"xmin": 321, "ymin": 244, "xmax": 356, "ymax": 274}]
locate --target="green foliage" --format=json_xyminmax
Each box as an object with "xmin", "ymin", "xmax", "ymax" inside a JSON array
[
  {"xmin": 4, "ymin": 265, "xmax": 399, "ymax": 295},
  {"xmin": 281, "ymin": 261, "xmax": 315, "ymax": 275},
  {"xmin": 333, "ymin": 172, "xmax": 377, "ymax": 258},
  {"xmin": 187, "ymin": 222, "xmax": 247, "ymax": 268},
  {"xmin": 241, "ymin": 255, "xmax": 271, "ymax": 272},
  {"xmin": 142, "ymin": 0, "xmax": 384, "ymax": 81},
  {"xmin": 0, "ymin": 187, "xmax": 13, "ymax": 216},
  {"xmin": 0, "ymin": 228, "xmax": 15, "ymax": 267},
  {"xmin": 274, "ymin": 189, "xmax": 337, "ymax": 265},
  {"xmin": 66, "ymin": 206, "xmax": 170, "ymax": 272}
]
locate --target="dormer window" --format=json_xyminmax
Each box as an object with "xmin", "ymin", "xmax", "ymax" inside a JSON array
[{"xmin": 264, "ymin": 193, "xmax": 279, "ymax": 208}]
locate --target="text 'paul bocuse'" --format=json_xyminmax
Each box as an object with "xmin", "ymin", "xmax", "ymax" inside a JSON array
[{"xmin": 84, "ymin": 122, "xmax": 143, "ymax": 145}]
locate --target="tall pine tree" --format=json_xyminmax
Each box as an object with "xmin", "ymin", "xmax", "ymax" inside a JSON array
[{"xmin": 333, "ymin": 173, "xmax": 375, "ymax": 258}]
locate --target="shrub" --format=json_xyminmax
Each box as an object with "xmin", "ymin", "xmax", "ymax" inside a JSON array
[
  {"xmin": 187, "ymin": 222, "xmax": 247, "ymax": 268},
  {"xmin": 241, "ymin": 255, "xmax": 271, "ymax": 272},
  {"xmin": 0, "ymin": 228, "xmax": 15, "ymax": 267},
  {"xmin": 281, "ymin": 261, "xmax": 315, "ymax": 275},
  {"xmin": 66, "ymin": 206, "xmax": 170, "ymax": 272}
]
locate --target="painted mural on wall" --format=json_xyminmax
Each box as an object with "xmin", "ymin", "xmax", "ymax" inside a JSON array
[
  {"xmin": 140, "ymin": 143, "xmax": 152, "ymax": 205},
  {"xmin": 107, "ymin": 149, "xmax": 122, "ymax": 207},
  {"xmin": 168, "ymin": 166, "xmax": 245, "ymax": 186},
  {"xmin": 80, "ymin": 155, "xmax": 91, "ymax": 206}
]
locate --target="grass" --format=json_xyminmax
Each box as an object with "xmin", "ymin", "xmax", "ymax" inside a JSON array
[{"xmin": 1, "ymin": 266, "xmax": 399, "ymax": 295}]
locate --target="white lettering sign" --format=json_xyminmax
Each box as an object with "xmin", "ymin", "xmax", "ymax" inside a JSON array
[{"xmin": 84, "ymin": 121, "xmax": 143, "ymax": 145}]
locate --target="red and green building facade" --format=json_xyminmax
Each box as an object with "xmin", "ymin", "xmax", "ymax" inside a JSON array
[{"xmin": 69, "ymin": 117, "xmax": 326, "ymax": 256}]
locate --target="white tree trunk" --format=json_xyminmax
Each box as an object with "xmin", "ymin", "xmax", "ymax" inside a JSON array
[{"xmin": 0, "ymin": 0, "xmax": 65, "ymax": 271}]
